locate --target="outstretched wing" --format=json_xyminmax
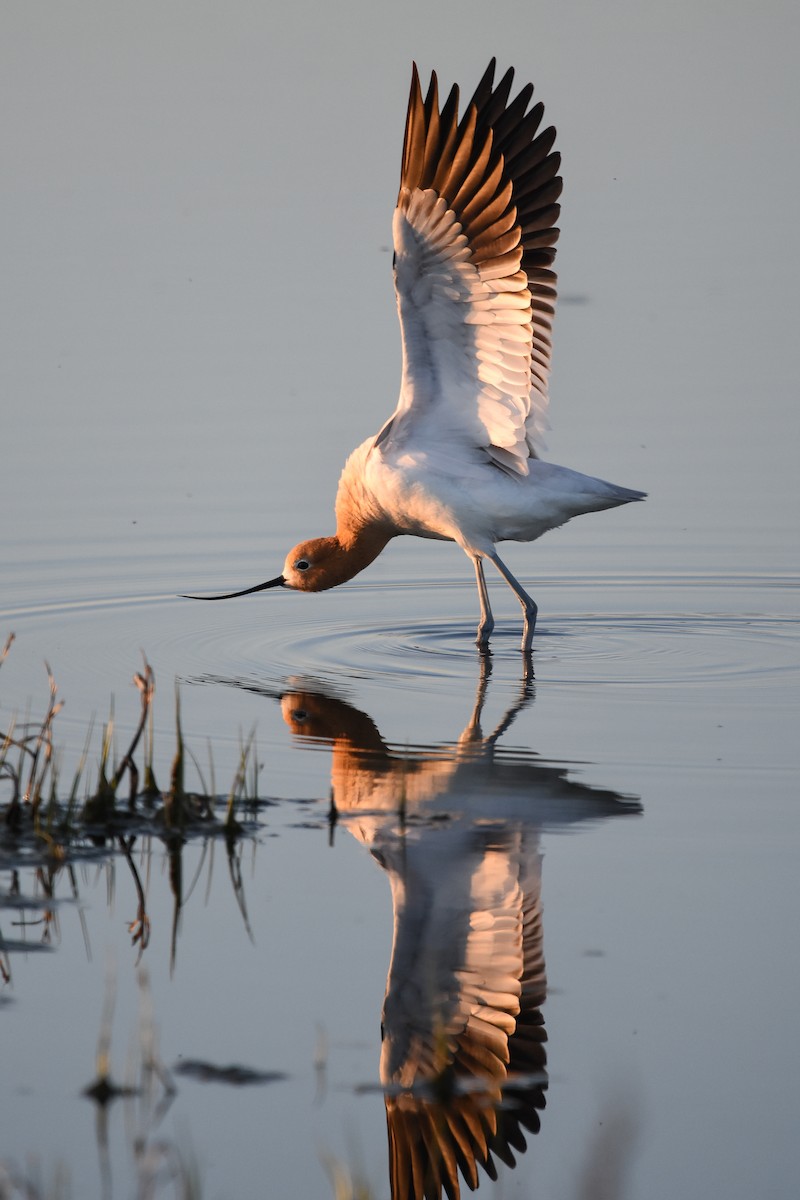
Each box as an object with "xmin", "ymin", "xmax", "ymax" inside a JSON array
[{"xmin": 378, "ymin": 60, "xmax": 561, "ymax": 476}]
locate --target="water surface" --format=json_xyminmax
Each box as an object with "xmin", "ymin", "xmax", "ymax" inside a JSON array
[{"xmin": 2, "ymin": 3, "xmax": 799, "ymax": 1198}]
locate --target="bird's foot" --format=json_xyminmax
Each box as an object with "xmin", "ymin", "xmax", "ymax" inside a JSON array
[
  {"xmin": 520, "ymin": 603, "xmax": 538, "ymax": 654},
  {"xmin": 475, "ymin": 617, "xmax": 495, "ymax": 649}
]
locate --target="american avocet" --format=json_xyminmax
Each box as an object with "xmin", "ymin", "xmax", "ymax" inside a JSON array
[{"xmin": 189, "ymin": 61, "xmax": 645, "ymax": 651}]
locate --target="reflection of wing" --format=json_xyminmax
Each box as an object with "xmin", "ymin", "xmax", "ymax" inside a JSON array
[{"xmin": 380, "ymin": 827, "xmax": 546, "ymax": 1199}]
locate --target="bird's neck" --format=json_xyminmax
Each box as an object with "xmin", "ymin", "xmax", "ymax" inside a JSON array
[
  {"xmin": 327, "ymin": 523, "xmax": 393, "ymax": 586},
  {"xmin": 326, "ymin": 440, "xmax": 395, "ymax": 586}
]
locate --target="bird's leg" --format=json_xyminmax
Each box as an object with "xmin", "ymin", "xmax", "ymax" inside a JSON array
[
  {"xmin": 488, "ymin": 551, "xmax": 538, "ymax": 653},
  {"xmin": 472, "ymin": 556, "xmax": 495, "ymax": 648},
  {"xmin": 485, "ymin": 669, "xmax": 536, "ymax": 744},
  {"xmin": 459, "ymin": 651, "xmax": 493, "ymax": 746}
]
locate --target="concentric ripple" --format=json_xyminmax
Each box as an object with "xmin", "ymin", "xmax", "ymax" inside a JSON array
[
  {"xmin": 179, "ymin": 610, "xmax": 800, "ymax": 693},
  {"xmin": 2, "ymin": 576, "xmax": 798, "ymax": 698}
]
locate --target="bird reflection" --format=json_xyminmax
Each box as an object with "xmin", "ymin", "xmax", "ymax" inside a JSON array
[{"xmin": 276, "ymin": 665, "xmax": 640, "ymax": 1200}]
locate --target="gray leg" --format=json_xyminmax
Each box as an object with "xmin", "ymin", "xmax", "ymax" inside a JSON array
[
  {"xmin": 458, "ymin": 653, "xmax": 491, "ymax": 745},
  {"xmin": 488, "ymin": 551, "xmax": 538, "ymax": 652},
  {"xmin": 472, "ymin": 556, "xmax": 495, "ymax": 647}
]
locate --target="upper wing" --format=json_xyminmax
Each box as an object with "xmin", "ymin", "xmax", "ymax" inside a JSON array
[{"xmin": 378, "ymin": 61, "xmax": 561, "ymax": 476}]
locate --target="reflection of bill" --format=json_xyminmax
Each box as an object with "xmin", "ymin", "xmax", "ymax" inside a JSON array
[{"xmin": 280, "ymin": 669, "xmax": 641, "ymax": 1199}]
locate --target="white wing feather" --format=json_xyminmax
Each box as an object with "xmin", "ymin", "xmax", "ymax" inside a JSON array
[
  {"xmin": 393, "ymin": 187, "xmax": 542, "ymax": 472},
  {"xmin": 373, "ymin": 64, "xmax": 560, "ymax": 478},
  {"xmin": 388, "ymin": 188, "xmax": 537, "ymax": 476}
]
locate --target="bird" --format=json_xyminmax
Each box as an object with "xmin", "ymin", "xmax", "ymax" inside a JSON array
[
  {"xmin": 188, "ymin": 60, "xmax": 645, "ymax": 652},
  {"xmin": 274, "ymin": 674, "xmax": 640, "ymax": 1199}
]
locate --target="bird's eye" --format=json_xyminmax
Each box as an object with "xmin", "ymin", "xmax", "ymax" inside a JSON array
[
  {"xmin": 295, "ymin": 559, "xmax": 310, "ymax": 571},
  {"xmin": 291, "ymin": 709, "xmax": 308, "ymax": 722}
]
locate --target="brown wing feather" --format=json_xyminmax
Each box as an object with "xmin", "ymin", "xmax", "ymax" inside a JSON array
[{"xmin": 399, "ymin": 60, "xmax": 562, "ymax": 424}]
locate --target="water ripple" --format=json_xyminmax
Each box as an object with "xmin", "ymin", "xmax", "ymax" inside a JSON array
[
  {"xmin": 2, "ymin": 577, "xmax": 797, "ymax": 694},
  {"xmin": 170, "ymin": 610, "xmax": 800, "ymax": 694}
]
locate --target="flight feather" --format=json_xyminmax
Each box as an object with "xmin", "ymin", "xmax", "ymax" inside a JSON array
[{"xmin": 381, "ymin": 60, "xmax": 562, "ymax": 476}]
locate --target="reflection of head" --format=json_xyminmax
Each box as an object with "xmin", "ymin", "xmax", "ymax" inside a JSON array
[{"xmin": 280, "ymin": 690, "xmax": 385, "ymax": 752}]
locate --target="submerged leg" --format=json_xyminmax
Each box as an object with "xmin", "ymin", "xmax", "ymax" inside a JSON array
[
  {"xmin": 488, "ymin": 551, "xmax": 538, "ymax": 653},
  {"xmin": 472, "ymin": 557, "xmax": 495, "ymax": 648}
]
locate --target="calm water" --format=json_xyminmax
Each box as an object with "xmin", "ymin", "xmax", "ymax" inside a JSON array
[{"xmin": 2, "ymin": 3, "xmax": 799, "ymax": 1198}]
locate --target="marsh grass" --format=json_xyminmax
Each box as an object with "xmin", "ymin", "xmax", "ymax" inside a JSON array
[
  {"xmin": 0, "ymin": 638, "xmax": 271, "ymax": 1195},
  {"xmin": 1, "ymin": 635, "xmax": 267, "ymax": 973},
  {"xmin": 1, "ymin": 634, "xmax": 264, "ymax": 843}
]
